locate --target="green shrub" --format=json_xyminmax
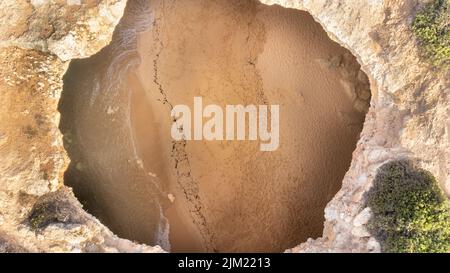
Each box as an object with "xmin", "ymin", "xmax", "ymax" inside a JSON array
[
  {"xmin": 366, "ymin": 160, "xmax": 450, "ymax": 253},
  {"xmin": 412, "ymin": 0, "xmax": 450, "ymax": 66},
  {"xmin": 27, "ymin": 189, "xmax": 84, "ymax": 230}
]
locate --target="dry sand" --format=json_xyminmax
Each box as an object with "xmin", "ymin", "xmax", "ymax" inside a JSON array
[
  {"xmin": 60, "ymin": 0, "xmax": 370, "ymax": 253},
  {"xmin": 134, "ymin": 0, "xmax": 370, "ymax": 252}
]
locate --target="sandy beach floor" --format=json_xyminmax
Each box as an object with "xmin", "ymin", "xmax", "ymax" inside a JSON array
[
  {"xmin": 133, "ymin": 0, "xmax": 370, "ymax": 252},
  {"xmin": 60, "ymin": 0, "xmax": 370, "ymax": 253}
]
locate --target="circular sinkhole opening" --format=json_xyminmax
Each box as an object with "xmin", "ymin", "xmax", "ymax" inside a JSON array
[{"xmin": 59, "ymin": 0, "xmax": 371, "ymax": 253}]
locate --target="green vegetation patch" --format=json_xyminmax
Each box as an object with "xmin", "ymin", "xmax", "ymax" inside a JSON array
[
  {"xmin": 412, "ymin": 0, "xmax": 450, "ymax": 66},
  {"xmin": 366, "ymin": 160, "xmax": 450, "ymax": 253},
  {"xmin": 27, "ymin": 189, "xmax": 85, "ymax": 230}
]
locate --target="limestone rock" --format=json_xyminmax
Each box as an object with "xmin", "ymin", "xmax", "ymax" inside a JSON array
[
  {"xmin": 0, "ymin": 0, "xmax": 126, "ymax": 61},
  {"xmin": 0, "ymin": 1, "xmax": 162, "ymax": 253},
  {"xmin": 259, "ymin": 0, "xmax": 449, "ymax": 253}
]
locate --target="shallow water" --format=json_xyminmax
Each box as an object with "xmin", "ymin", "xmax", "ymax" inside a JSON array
[{"xmin": 60, "ymin": 0, "xmax": 170, "ymax": 249}]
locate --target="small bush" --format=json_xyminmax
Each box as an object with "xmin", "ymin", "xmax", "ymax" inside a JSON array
[
  {"xmin": 412, "ymin": 0, "xmax": 450, "ymax": 66},
  {"xmin": 366, "ymin": 160, "xmax": 450, "ymax": 253},
  {"xmin": 27, "ymin": 189, "xmax": 85, "ymax": 230}
]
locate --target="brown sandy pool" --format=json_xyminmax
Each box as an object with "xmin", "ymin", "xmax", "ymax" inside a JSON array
[{"xmin": 59, "ymin": 0, "xmax": 371, "ymax": 253}]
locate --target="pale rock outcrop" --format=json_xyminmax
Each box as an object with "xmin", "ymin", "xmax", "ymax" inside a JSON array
[
  {"xmin": 0, "ymin": 0, "xmax": 126, "ymax": 60},
  {"xmin": 259, "ymin": 0, "xmax": 449, "ymax": 253},
  {"xmin": 0, "ymin": 0, "xmax": 162, "ymax": 253}
]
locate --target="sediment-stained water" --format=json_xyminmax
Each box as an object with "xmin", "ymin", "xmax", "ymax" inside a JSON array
[
  {"xmin": 60, "ymin": 0, "xmax": 171, "ymax": 250},
  {"xmin": 60, "ymin": 0, "xmax": 371, "ymax": 253}
]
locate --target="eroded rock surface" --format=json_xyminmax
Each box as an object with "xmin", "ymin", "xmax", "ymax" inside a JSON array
[
  {"xmin": 0, "ymin": 0, "xmax": 162, "ymax": 253},
  {"xmin": 258, "ymin": 0, "xmax": 449, "ymax": 253},
  {"xmin": 0, "ymin": 0, "xmax": 126, "ymax": 60}
]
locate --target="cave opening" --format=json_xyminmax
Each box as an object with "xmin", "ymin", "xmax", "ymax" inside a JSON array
[{"xmin": 59, "ymin": 0, "xmax": 371, "ymax": 253}]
